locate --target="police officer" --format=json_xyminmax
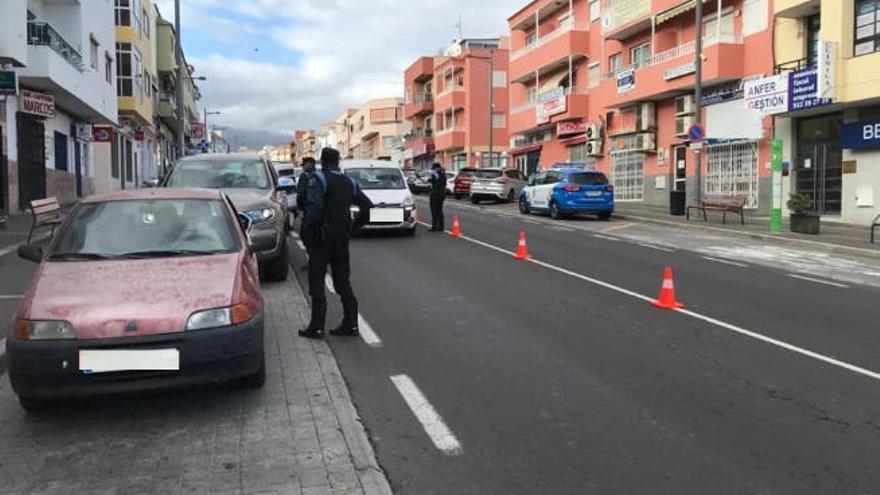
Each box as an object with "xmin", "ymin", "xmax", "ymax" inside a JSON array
[
  {"xmin": 296, "ymin": 157, "xmax": 318, "ymax": 260},
  {"xmin": 299, "ymin": 148, "xmax": 373, "ymax": 339},
  {"xmin": 427, "ymin": 162, "xmax": 447, "ymax": 232}
]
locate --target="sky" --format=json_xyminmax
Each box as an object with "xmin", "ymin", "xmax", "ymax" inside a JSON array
[{"xmin": 153, "ymin": 0, "xmax": 515, "ymax": 141}]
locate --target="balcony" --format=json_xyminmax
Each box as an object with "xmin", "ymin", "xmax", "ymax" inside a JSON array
[
  {"xmin": 509, "ymin": 87, "xmax": 589, "ymax": 135},
  {"xmin": 404, "ymin": 93, "xmax": 434, "ymax": 119},
  {"xmin": 158, "ymin": 94, "xmax": 181, "ymax": 128},
  {"xmin": 405, "ymin": 129, "xmax": 435, "ymax": 156},
  {"xmin": 405, "ymin": 56, "xmax": 435, "ymax": 83},
  {"xmin": 509, "ymin": 22, "xmax": 590, "ymax": 82},
  {"xmin": 434, "ymin": 126, "xmax": 466, "ymax": 151},
  {"xmin": 27, "ymin": 21, "xmax": 83, "ymax": 70},
  {"xmin": 434, "ymin": 87, "xmax": 466, "ymax": 112}
]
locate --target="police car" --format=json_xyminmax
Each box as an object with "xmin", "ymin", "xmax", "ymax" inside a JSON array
[
  {"xmin": 340, "ymin": 160, "xmax": 418, "ymax": 236},
  {"xmin": 519, "ymin": 166, "xmax": 614, "ymax": 221}
]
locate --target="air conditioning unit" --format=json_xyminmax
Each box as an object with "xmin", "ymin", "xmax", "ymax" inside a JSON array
[
  {"xmin": 586, "ymin": 123, "xmax": 602, "ymax": 140},
  {"xmin": 637, "ymin": 102, "xmax": 656, "ymax": 131},
  {"xmin": 586, "ymin": 140, "xmax": 604, "ymax": 156},
  {"xmin": 675, "ymin": 115, "xmax": 696, "ymax": 136},
  {"xmin": 634, "ymin": 132, "xmax": 656, "ymax": 152},
  {"xmin": 675, "ymin": 95, "xmax": 696, "ymax": 116}
]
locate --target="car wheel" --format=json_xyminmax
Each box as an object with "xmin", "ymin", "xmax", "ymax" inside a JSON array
[
  {"xmin": 19, "ymin": 397, "xmax": 52, "ymax": 413},
  {"xmin": 598, "ymin": 211, "xmax": 612, "ymax": 221},
  {"xmin": 519, "ymin": 197, "xmax": 530, "ymax": 215},
  {"xmin": 550, "ymin": 201, "xmax": 563, "ymax": 220},
  {"xmin": 240, "ymin": 354, "xmax": 266, "ymax": 389},
  {"xmin": 506, "ymin": 189, "xmax": 515, "ymax": 203},
  {"xmin": 454, "ymin": 193, "xmax": 463, "ymax": 200},
  {"xmin": 471, "ymin": 196, "xmax": 480, "ymax": 205},
  {"xmin": 261, "ymin": 238, "xmax": 289, "ymax": 282}
]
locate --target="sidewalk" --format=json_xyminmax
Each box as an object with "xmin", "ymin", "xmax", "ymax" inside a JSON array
[
  {"xmin": 614, "ymin": 203, "xmax": 880, "ymax": 259},
  {"xmin": 0, "ymin": 277, "xmax": 393, "ymax": 495}
]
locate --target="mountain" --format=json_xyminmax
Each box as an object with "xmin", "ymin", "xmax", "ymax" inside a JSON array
[{"xmin": 214, "ymin": 127, "xmax": 291, "ymax": 150}]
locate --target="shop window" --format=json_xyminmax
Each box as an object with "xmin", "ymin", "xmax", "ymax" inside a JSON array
[{"xmin": 806, "ymin": 14, "xmax": 821, "ymax": 66}]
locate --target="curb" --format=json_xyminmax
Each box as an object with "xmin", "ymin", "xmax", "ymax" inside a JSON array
[{"xmin": 614, "ymin": 213, "xmax": 880, "ymax": 260}]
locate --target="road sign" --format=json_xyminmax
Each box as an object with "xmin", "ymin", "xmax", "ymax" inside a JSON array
[{"xmin": 687, "ymin": 123, "xmax": 705, "ymax": 142}]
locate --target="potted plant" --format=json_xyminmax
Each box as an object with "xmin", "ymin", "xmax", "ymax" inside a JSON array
[{"xmin": 787, "ymin": 193, "xmax": 820, "ymax": 235}]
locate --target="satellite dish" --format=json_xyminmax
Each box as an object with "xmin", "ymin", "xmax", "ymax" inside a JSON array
[{"xmin": 445, "ymin": 43, "xmax": 462, "ymax": 57}]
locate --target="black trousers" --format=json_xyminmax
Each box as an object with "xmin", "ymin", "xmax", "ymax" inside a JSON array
[
  {"xmin": 306, "ymin": 225, "xmax": 358, "ymax": 331},
  {"xmin": 430, "ymin": 194, "xmax": 445, "ymax": 231}
]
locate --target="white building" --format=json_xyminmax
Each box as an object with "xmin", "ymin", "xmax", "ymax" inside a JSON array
[{"xmin": 0, "ymin": 0, "xmax": 117, "ymax": 213}]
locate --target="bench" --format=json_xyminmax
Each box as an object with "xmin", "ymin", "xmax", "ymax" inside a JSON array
[
  {"xmin": 872, "ymin": 214, "xmax": 880, "ymax": 244},
  {"xmin": 686, "ymin": 195, "xmax": 747, "ymax": 225},
  {"xmin": 28, "ymin": 197, "xmax": 62, "ymax": 243}
]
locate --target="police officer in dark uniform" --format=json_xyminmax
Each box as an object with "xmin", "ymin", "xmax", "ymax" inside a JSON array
[
  {"xmin": 427, "ymin": 162, "xmax": 447, "ymax": 232},
  {"xmin": 296, "ymin": 157, "xmax": 318, "ymax": 261},
  {"xmin": 299, "ymin": 148, "xmax": 373, "ymax": 339}
]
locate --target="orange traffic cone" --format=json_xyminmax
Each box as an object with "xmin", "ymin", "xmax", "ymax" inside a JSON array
[
  {"xmin": 513, "ymin": 231, "xmax": 531, "ymax": 260},
  {"xmin": 450, "ymin": 215, "xmax": 463, "ymax": 238},
  {"xmin": 651, "ymin": 267, "xmax": 684, "ymax": 309}
]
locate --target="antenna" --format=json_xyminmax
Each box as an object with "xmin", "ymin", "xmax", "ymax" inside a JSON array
[{"xmin": 454, "ymin": 14, "xmax": 462, "ymax": 40}]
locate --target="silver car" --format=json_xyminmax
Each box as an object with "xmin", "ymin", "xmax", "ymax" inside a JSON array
[{"xmin": 470, "ymin": 168, "xmax": 528, "ymax": 204}]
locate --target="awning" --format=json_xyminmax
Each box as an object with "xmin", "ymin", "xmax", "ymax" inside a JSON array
[
  {"xmin": 539, "ymin": 69, "xmax": 570, "ymax": 94},
  {"xmin": 510, "ymin": 143, "xmax": 543, "ymax": 155},
  {"xmin": 560, "ymin": 135, "xmax": 588, "ymax": 147},
  {"xmin": 656, "ymin": 0, "xmax": 713, "ymax": 26}
]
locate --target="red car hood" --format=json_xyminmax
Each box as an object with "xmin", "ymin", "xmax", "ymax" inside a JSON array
[{"xmin": 26, "ymin": 253, "xmax": 242, "ymax": 339}]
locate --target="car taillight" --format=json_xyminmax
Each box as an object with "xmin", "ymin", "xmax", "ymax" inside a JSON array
[
  {"xmin": 605, "ymin": 185, "xmax": 615, "ymax": 193},
  {"xmin": 562, "ymin": 184, "xmax": 580, "ymax": 192}
]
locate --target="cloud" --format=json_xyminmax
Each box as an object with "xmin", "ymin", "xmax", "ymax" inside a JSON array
[{"xmin": 162, "ymin": 0, "xmax": 515, "ymax": 138}]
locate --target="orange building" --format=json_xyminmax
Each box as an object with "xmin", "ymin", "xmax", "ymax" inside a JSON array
[
  {"xmin": 403, "ymin": 38, "xmax": 510, "ymax": 171},
  {"xmin": 508, "ymin": 0, "xmax": 776, "ymax": 210}
]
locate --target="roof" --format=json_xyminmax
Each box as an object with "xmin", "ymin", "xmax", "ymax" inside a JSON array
[
  {"xmin": 179, "ymin": 152, "xmax": 263, "ymax": 162},
  {"xmin": 82, "ymin": 188, "xmax": 225, "ymax": 204}
]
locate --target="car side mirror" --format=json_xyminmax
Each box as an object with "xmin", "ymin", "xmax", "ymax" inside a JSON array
[
  {"xmin": 277, "ymin": 177, "xmax": 296, "ymax": 192},
  {"xmin": 17, "ymin": 243, "xmax": 45, "ymax": 263}
]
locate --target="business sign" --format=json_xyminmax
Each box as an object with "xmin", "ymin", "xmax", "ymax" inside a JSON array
[
  {"xmin": 616, "ymin": 68, "xmax": 635, "ymax": 94},
  {"xmin": 536, "ymin": 87, "xmax": 567, "ymax": 124},
  {"xmin": 744, "ymin": 74, "xmax": 788, "ymax": 115},
  {"xmin": 702, "ymin": 82, "xmax": 745, "ymax": 106},
  {"xmin": 74, "ymin": 122, "xmax": 93, "ymax": 142},
  {"xmin": 19, "ymin": 89, "xmax": 55, "ymax": 118},
  {"xmin": 0, "ymin": 71, "xmax": 18, "ymax": 96},
  {"xmin": 557, "ymin": 119, "xmax": 588, "ymax": 137},
  {"xmin": 841, "ymin": 119, "xmax": 880, "ymax": 149},
  {"xmin": 92, "ymin": 126, "xmax": 115, "ymax": 142},
  {"xmin": 664, "ymin": 61, "xmax": 696, "ymax": 81},
  {"xmin": 602, "ymin": 0, "xmax": 651, "ymax": 33},
  {"xmin": 789, "ymin": 68, "xmax": 832, "ymax": 111},
  {"xmin": 191, "ymin": 122, "xmax": 205, "ymax": 139},
  {"xmin": 817, "ymin": 40, "xmax": 837, "ymax": 99}
]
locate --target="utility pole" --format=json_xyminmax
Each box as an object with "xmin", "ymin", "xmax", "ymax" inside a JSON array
[
  {"xmin": 175, "ymin": 0, "xmax": 185, "ymax": 157},
  {"xmin": 693, "ymin": 0, "xmax": 703, "ymax": 203},
  {"xmin": 488, "ymin": 48, "xmax": 494, "ymax": 168}
]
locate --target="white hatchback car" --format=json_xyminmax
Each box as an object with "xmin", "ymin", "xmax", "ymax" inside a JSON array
[
  {"xmin": 340, "ymin": 160, "xmax": 418, "ymax": 236},
  {"xmin": 470, "ymin": 168, "xmax": 528, "ymax": 204}
]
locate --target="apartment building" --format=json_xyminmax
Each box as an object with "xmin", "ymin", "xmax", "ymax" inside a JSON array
[
  {"xmin": 293, "ymin": 130, "xmax": 317, "ymax": 164},
  {"xmin": 335, "ymin": 109, "xmax": 356, "ymax": 158},
  {"xmin": 347, "ymin": 97, "xmax": 409, "ymax": 161},
  {"xmin": 403, "ymin": 56, "xmax": 435, "ymax": 170},
  {"xmin": 316, "ymin": 122, "xmax": 338, "ymax": 155},
  {"xmin": 0, "ymin": 0, "xmax": 117, "ymax": 213},
  {"xmin": 766, "ymin": 0, "xmax": 880, "ymax": 224}
]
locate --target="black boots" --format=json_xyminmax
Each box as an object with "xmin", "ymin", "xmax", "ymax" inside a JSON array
[{"xmin": 329, "ymin": 323, "xmax": 360, "ymax": 337}]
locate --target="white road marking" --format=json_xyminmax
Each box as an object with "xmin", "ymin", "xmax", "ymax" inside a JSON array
[
  {"xmin": 787, "ymin": 274, "xmax": 850, "ymax": 288},
  {"xmin": 452, "ymin": 231, "xmax": 880, "ymax": 382},
  {"xmin": 637, "ymin": 242, "xmax": 675, "ymax": 253},
  {"xmin": 552, "ymin": 226, "xmax": 575, "ymax": 232},
  {"xmin": 357, "ymin": 314, "xmax": 382, "ymax": 347},
  {"xmin": 325, "ymin": 274, "xmax": 336, "ymax": 293},
  {"xmin": 593, "ymin": 234, "xmax": 621, "ymax": 242},
  {"xmin": 390, "ymin": 374, "xmax": 462, "ymax": 455},
  {"xmin": 0, "ymin": 338, "xmax": 6, "ymax": 359},
  {"xmin": 602, "ymin": 222, "xmax": 634, "ymax": 233},
  {"xmin": 702, "ymin": 256, "xmax": 748, "ymax": 268},
  {"xmin": 0, "ymin": 295, "xmax": 23, "ymax": 300},
  {"xmin": 0, "ymin": 243, "xmax": 21, "ymax": 258},
  {"xmin": 290, "ymin": 232, "xmax": 300, "ymax": 239},
  {"xmin": 295, "ymin": 240, "xmax": 306, "ymax": 251}
]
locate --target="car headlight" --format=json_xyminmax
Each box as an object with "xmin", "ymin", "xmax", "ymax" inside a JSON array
[
  {"xmin": 14, "ymin": 319, "xmax": 76, "ymax": 341},
  {"xmin": 186, "ymin": 304, "xmax": 255, "ymax": 330},
  {"xmin": 402, "ymin": 198, "xmax": 415, "ymax": 210},
  {"xmin": 243, "ymin": 208, "xmax": 276, "ymax": 224}
]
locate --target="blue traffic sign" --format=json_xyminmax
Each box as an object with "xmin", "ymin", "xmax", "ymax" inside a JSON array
[{"xmin": 688, "ymin": 123, "xmax": 705, "ymax": 142}]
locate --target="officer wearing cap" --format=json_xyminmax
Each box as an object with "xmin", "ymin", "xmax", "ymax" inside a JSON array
[{"xmin": 299, "ymin": 148, "xmax": 373, "ymax": 339}]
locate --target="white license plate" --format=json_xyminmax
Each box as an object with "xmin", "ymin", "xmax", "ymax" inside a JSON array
[
  {"xmin": 79, "ymin": 349, "xmax": 180, "ymax": 374},
  {"xmin": 370, "ymin": 208, "xmax": 404, "ymax": 222},
  {"xmin": 586, "ymin": 191, "xmax": 603, "ymax": 197}
]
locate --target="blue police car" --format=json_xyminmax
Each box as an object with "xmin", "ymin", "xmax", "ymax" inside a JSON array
[{"xmin": 519, "ymin": 167, "xmax": 614, "ymax": 221}]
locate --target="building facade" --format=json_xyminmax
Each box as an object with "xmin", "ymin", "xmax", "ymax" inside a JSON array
[
  {"xmin": 1, "ymin": 0, "xmax": 117, "ymax": 213},
  {"xmin": 292, "ymin": 130, "xmax": 317, "ymax": 164},
  {"xmin": 346, "ymin": 98, "xmax": 409, "ymax": 161},
  {"xmin": 403, "ymin": 56, "xmax": 436, "ymax": 170}
]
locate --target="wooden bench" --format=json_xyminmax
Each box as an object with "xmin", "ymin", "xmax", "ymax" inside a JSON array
[
  {"xmin": 28, "ymin": 197, "xmax": 63, "ymax": 243},
  {"xmin": 686, "ymin": 195, "xmax": 748, "ymax": 225}
]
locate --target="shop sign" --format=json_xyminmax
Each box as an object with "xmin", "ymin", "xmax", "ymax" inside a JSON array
[
  {"xmin": 664, "ymin": 61, "xmax": 695, "ymax": 81},
  {"xmin": 817, "ymin": 40, "xmax": 837, "ymax": 99},
  {"xmin": 789, "ymin": 68, "xmax": 832, "ymax": 111},
  {"xmin": 134, "ymin": 129, "xmax": 145, "ymax": 141},
  {"xmin": 616, "ymin": 68, "xmax": 635, "ymax": 94},
  {"xmin": 92, "ymin": 126, "xmax": 115, "ymax": 142},
  {"xmin": 0, "ymin": 71, "xmax": 18, "ymax": 96},
  {"xmin": 191, "ymin": 122, "xmax": 205, "ymax": 139},
  {"xmin": 701, "ymin": 80, "xmax": 746, "ymax": 106},
  {"xmin": 75, "ymin": 122, "xmax": 93, "ymax": 142},
  {"xmin": 602, "ymin": 0, "xmax": 651, "ymax": 33},
  {"xmin": 841, "ymin": 119, "xmax": 880, "ymax": 149},
  {"xmin": 557, "ymin": 119, "xmax": 587, "ymax": 137},
  {"xmin": 19, "ymin": 89, "xmax": 55, "ymax": 118},
  {"xmin": 744, "ymin": 74, "xmax": 788, "ymax": 115},
  {"xmin": 536, "ymin": 87, "xmax": 567, "ymax": 124}
]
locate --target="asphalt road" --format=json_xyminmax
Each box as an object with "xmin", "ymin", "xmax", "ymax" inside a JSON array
[{"xmin": 291, "ymin": 196, "xmax": 880, "ymax": 495}]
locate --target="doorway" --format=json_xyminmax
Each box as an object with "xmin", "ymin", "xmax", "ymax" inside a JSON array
[
  {"xmin": 526, "ymin": 151, "xmax": 540, "ymax": 176},
  {"xmin": 795, "ymin": 113, "xmax": 843, "ymax": 215},
  {"xmin": 74, "ymin": 141, "xmax": 83, "ymax": 197},
  {"xmin": 17, "ymin": 113, "xmax": 46, "ymax": 210},
  {"xmin": 673, "ymin": 145, "xmax": 687, "ymax": 193}
]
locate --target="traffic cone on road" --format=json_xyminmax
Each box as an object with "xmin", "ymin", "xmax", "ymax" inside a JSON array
[
  {"xmin": 513, "ymin": 231, "xmax": 531, "ymax": 260},
  {"xmin": 651, "ymin": 267, "xmax": 684, "ymax": 309},
  {"xmin": 450, "ymin": 215, "xmax": 463, "ymax": 238}
]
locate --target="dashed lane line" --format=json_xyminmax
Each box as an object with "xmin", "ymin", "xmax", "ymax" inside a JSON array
[
  {"xmin": 593, "ymin": 234, "xmax": 621, "ymax": 242},
  {"xmin": 357, "ymin": 314, "xmax": 382, "ymax": 347},
  {"xmin": 602, "ymin": 222, "xmax": 634, "ymax": 233},
  {"xmin": 295, "ymin": 240, "xmax": 306, "ymax": 251},
  {"xmin": 325, "ymin": 274, "xmax": 336, "ymax": 294},
  {"xmin": 702, "ymin": 256, "xmax": 749, "ymax": 268},
  {"xmin": 788, "ymin": 274, "xmax": 850, "ymax": 289},
  {"xmin": 636, "ymin": 242, "xmax": 676, "ymax": 253},
  {"xmin": 0, "ymin": 338, "xmax": 5, "ymax": 359},
  {"xmin": 390, "ymin": 374, "xmax": 463, "ymax": 455}
]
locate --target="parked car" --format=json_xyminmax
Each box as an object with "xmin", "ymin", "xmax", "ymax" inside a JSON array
[
  {"xmin": 273, "ymin": 162, "xmax": 299, "ymax": 229},
  {"xmin": 163, "ymin": 153, "xmax": 294, "ymax": 281},
  {"xmin": 519, "ymin": 168, "xmax": 614, "ymax": 220},
  {"xmin": 341, "ymin": 160, "xmax": 418, "ymax": 236},
  {"xmin": 470, "ymin": 168, "xmax": 528, "ymax": 204},
  {"xmin": 410, "ymin": 170, "xmax": 433, "ymax": 194},
  {"xmin": 8, "ymin": 188, "xmax": 266, "ymax": 411},
  {"xmin": 453, "ymin": 167, "xmax": 478, "ymax": 199},
  {"xmin": 403, "ymin": 169, "xmax": 418, "ymax": 192}
]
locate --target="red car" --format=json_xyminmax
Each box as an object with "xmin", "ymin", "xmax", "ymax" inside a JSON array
[
  {"xmin": 7, "ymin": 188, "xmax": 265, "ymax": 411},
  {"xmin": 453, "ymin": 167, "xmax": 478, "ymax": 200}
]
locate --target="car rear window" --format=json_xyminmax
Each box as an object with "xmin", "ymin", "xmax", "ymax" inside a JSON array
[
  {"xmin": 568, "ymin": 173, "xmax": 608, "ymax": 185},
  {"xmin": 475, "ymin": 170, "xmax": 503, "ymax": 179},
  {"xmin": 457, "ymin": 169, "xmax": 476, "ymax": 177}
]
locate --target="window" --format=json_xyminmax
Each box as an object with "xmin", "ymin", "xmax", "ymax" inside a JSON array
[
  {"xmin": 806, "ymin": 14, "xmax": 821, "ymax": 66},
  {"xmin": 492, "ymin": 70, "xmax": 507, "ymax": 88},
  {"xmin": 105, "ymin": 52, "xmax": 113, "ymax": 83},
  {"xmin": 492, "ymin": 112, "xmax": 506, "ymax": 128},
  {"xmin": 382, "ymin": 136, "xmax": 399, "ymax": 150},
  {"xmin": 116, "ymin": 43, "xmax": 142, "ymax": 99},
  {"xmin": 142, "ymin": 7, "xmax": 150, "ymax": 38},
  {"xmin": 590, "ymin": 0, "xmax": 600, "ymax": 22},
  {"xmin": 115, "ymin": 0, "xmax": 131, "ymax": 26},
  {"xmin": 90, "ymin": 36, "xmax": 99, "ymax": 70},
  {"xmin": 588, "ymin": 62, "xmax": 600, "ymax": 88},
  {"xmin": 526, "ymin": 32, "xmax": 538, "ymax": 47},
  {"xmin": 631, "ymin": 43, "xmax": 651, "ymax": 69},
  {"xmin": 609, "ymin": 53, "xmax": 622, "ymax": 73},
  {"xmin": 570, "ymin": 143, "xmax": 587, "ymax": 162},
  {"xmin": 855, "ymin": 0, "xmax": 880, "ymax": 56},
  {"xmin": 527, "ymin": 86, "xmax": 538, "ymax": 104}
]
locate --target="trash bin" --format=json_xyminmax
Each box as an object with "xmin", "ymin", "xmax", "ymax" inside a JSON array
[{"xmin": 669, "ymin": 191, "xmax": 686, "ymax": 216}]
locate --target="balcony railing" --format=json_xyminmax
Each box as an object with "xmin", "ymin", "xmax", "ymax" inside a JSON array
[
  {"xmin": 604, "ymin": 32, "xmax": 743, "ymax": 81},
  {"xmin": 510, "ymin": 21, "xmax": 590, "ymax": 61},
  {"xmin": 27, "ymin": 21, "xmax": 83, "ymax": 70},
  {"xmin": 414, "ymin": 93, "xmax": 433, "ymax": 104},
  {"xmin": 406, "ymin": 128, "xmax": 434, "ymax": 142},
  {"xmin": 775, "ymin": 57, "xmax": 811, "ymax": 74},
  {"xmin": 435, "ymin": 126, "xmax": 465, "ymax": 136}
]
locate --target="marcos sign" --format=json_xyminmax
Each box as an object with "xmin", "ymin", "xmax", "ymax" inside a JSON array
[{"xmin": 20, "ymin": 89, "xmax": 55, "ymax": 118}]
